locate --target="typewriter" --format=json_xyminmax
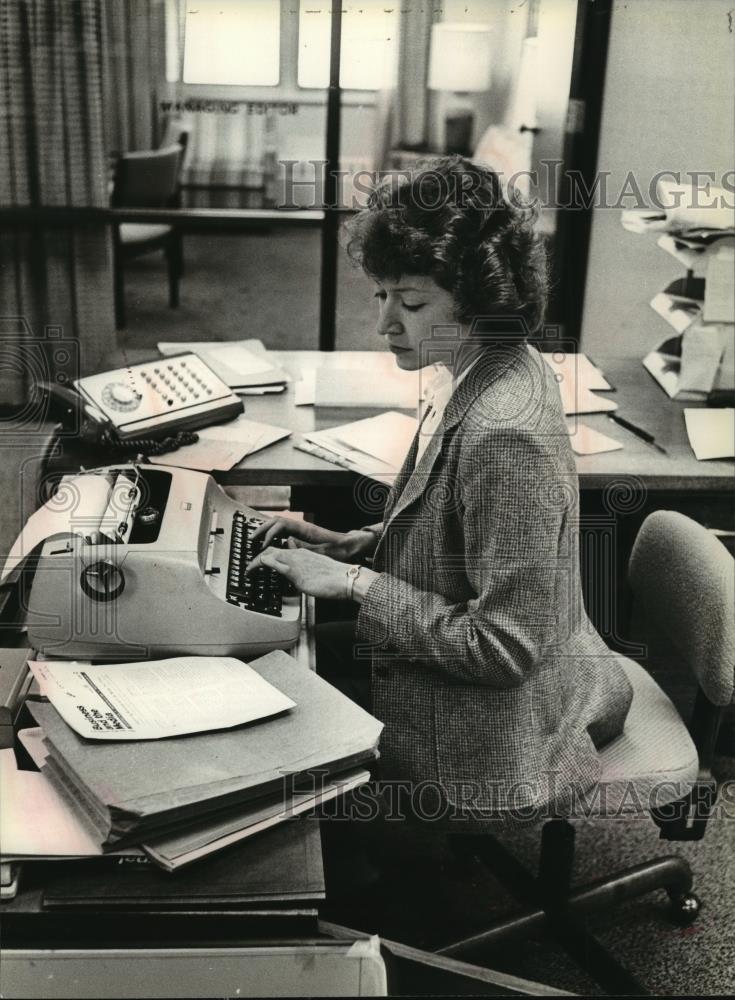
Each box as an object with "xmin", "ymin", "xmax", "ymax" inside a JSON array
[{"xmin": 19, "ymin": 465, "xmax": 301, "ymax": 660}]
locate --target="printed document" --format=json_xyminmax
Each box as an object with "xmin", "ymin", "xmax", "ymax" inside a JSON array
[
  {"xmin": 567, "ymin": 421, "xmax": 624, "ymax": 455},
  {"xmin": 684, "ymin": 408, "xmax": 735, "ymax": 461},
  {"xmin": 28, "ymin": 657, "xmax": 295, "ymax": 741}
]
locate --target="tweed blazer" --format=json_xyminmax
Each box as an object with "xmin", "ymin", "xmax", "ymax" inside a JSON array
[{"xmin": 355, "ymin": 344, "xmax": 634, "ymax": 814}]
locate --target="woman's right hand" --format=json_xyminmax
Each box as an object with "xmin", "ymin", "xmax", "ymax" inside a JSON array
[{"xmin": 250, "ymin": 516, "xmax": 375, "ymax": 562}]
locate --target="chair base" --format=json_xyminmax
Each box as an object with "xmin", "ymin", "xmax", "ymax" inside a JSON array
[{"xmin": 437, "ymin": 820, "xmax": 697, "ymax": 996}]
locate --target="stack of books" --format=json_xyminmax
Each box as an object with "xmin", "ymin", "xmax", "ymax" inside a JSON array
[{"xmin": 13, "ymin": 650, "xmax": 381, "ymax": 872}]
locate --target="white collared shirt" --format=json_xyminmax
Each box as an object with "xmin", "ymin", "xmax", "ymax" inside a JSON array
[{"xmin": 415, "ymin": 356, "xmax": 481, "ymax": 466}]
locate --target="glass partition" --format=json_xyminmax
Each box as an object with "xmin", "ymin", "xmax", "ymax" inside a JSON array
[
  {"xmin": 118, "ymin": 0, "xmax": 329, "ymax": 348},
  {"xmin": 335, "ymin": 0, "xmax": 581, "ymax": 348},
  {"xmin": 1, "ymin": 0, "xmax": 588, "ymax": 355}
]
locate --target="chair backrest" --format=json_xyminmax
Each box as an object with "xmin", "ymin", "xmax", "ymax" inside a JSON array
[
  {"xmin": 629, "ymin": 510, "xmax": 735, "ymax": 708},
  {"xmin": 160, "ymin": 120, "xmax": 193, "ymax": 157},
  {"xmin": 111, "ymin": 145, "xmax": 183, "ymax": 208}
]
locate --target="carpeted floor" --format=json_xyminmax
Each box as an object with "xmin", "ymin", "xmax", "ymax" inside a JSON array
[
  {"xmin": 116, "ymin": 227, "xmax": 380, "ymax": 353},
  {"xmin": 319, "ymin": 799, "xmax": 735, "ymax": 996}
]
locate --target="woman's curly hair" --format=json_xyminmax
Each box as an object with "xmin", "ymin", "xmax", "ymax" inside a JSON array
[{"xmin": 345, "ymin": 155, "xmax": 548, "ymax": 335}]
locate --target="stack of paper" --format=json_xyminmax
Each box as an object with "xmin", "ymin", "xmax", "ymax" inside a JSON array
[
  {"xmin": 157, "ymin": 339, "xmax": 290, "ymax": 394},
  {"xmin": 22, "ymin": 650, "xmax": 381, "ymax": 869},
  {"xmin": 296, "ymin": 411, "xmax": 419, "ymax": 485}
]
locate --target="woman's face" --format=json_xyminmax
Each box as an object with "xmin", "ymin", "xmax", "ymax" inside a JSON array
[{"xmin": 373, "ymin": 275, "xmax": 458, "ymax": 371}]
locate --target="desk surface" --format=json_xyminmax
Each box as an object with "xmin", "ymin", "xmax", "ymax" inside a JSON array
[{"xmin": 215, "ymin": 351, "xmax": 733, "ymax": 493}]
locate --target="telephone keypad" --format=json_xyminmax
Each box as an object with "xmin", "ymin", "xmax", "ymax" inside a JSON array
[{"xmin": 75, "ymin": 352, "xmax": 242, "ymax": 439}]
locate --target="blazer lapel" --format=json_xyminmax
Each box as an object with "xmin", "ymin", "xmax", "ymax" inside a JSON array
[
  {"xmin": 382, "ymin": 433, "xmax": 418, "ymax": 523},
  {"xmin": 385, "ymin": 419, "xmax": 446, "ymax": 526},
  {"xmin": 373, "ymin": 344, "xmax": 530, "ymax": 563},
  {"xmin": 373, "ymin": 420, "xmax": 447, "ymax": 564}
]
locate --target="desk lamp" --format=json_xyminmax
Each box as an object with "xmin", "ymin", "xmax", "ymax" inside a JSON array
[{"xmin": 428, "ymin": 23, "xmax": 493, "ymax": 157}]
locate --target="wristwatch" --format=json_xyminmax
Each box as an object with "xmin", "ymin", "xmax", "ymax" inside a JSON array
[{"xmin": 345, "ymin": 564, "xmax": 362, "ymax": 601}]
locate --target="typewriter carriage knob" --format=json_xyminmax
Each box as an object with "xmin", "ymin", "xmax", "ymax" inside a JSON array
[{"xmin": 80, "ymin": 560, "xmax": 126, "ymax": 602}]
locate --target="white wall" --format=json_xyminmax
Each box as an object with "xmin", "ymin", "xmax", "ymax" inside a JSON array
[{"xmin": 581, "ymin": 0, "xmax": 735, "ymax": 356}]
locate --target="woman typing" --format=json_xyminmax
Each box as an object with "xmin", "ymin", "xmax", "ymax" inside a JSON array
[{"xmin": 249, "ymin": 156, "xmax": 632, "ymax": 816}]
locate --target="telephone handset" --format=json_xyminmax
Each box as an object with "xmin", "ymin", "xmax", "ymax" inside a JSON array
[
  {"xmin": 37, "ymin": 352, "xmax": 244, "ymax": 452},
  {"xmin": 36, "ymin": 381, "xmax": 116, "ymax": 449}
]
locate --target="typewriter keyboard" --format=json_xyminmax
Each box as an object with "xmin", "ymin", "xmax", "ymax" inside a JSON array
[{"xmin": 227, "ymin": 512, "xmax": 284, "ymax": 616}]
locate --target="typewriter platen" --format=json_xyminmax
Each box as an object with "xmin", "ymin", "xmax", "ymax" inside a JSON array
[{"xmin": 23, "ymin": 465, "xmax": 301, "ymax": 660}]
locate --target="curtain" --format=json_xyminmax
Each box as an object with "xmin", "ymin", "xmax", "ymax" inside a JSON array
[
  {"xmin": 102, "ymin": 0, "xmax": 166, "ymax": 155},
  {"xmin": 370, "ymin": 4, "xmax": 436, "ymax": 169},
  {"xmin": 181, "ymin": 107, "xmax": 277, "ymax": 209},
  {"xmin": 393, "ymin": 3, "xmax": 437, "ymax": 148},
  {"xmin": 0, "ymin": 0, "xmax": 116, "ymax": 406}
]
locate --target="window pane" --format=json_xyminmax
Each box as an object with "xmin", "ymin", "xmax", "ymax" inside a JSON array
[
  {"xmin": 298, "ymin": 2, "xmax": 398, "ymax": 90},
  {"xmin": 183, "ymin": 0, "xmax": 280, "ymax": 86}
]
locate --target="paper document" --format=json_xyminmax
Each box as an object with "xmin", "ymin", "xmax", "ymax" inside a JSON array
[
  {"xmin": 650, "ymin": 292, "xmax": 702, "ymax": 335},
  {"xmin": 567, "ymin": 422, "xmax": 623, "ymax": 455},
  {"xmin": 678, "ymin": 324, "xmax": 725, "ymax": 394},
  {"xmin": 294, "ymin": 369, "xmax": 317, "ymax": 405},
  {"xmin": 143, "ymin": 768, "xmax": 370, "ymax": 870},
  {"xmin": 557, "ymin": 381, "xmax": 618, "ymax": 416},
  {"xmin": 684, "ymin": 408, "xmax": 735, "ymax": 461},
  {"xmin": 294, "ymin": 354, "xmax": 423, "ymax": 407},
  {"xmin": 0, "ymin": 745, "xmax": 139, "ymax": 859},
  {"xmin": 313, "ymin": 368, "xmax": 419, "ymax": 409},
  {"xmin": 197, "ymin": 415, "xmax": 291, "ymax": 452},
  {"xmin": 149, "ymin": 438, "xmax": 251, "ymax": 472},
  {"xmin": 542, "ymin": 352, "xmax": 612, "ymax": 392},
  {"xmin": 656, "ymin": 179, "xmax": 735, "ymax": 233},
  {"xmin": 150, "ymin": 418, "xmax": 291, "ymax": 471},
  {"xmin": 325, "ymin": 412, "xmax": 418, "ymax": 469},
  {"xmin": 644, "ymin": 328, "xmax": 727, "ymax": 401},
  {"xmin": 656, "ymin": 234, "xmax": 707, "ymax": 271},
  {"xmin": 28, "ymin": 657, "xmax": 295, "ymax": 741},
  {"xmin": 704, "ymin": 245, "xmax": 735, "ymax": 323},
  {"xmin": 300, "ymin": 411, "xmax": 418, "ymax": 484},
  {"xmin": 621, "ymin": 209, "xmax": 667, "ymax": 234},
  {"xmin": 207, "ymin": 343, "xmax": 275, "ymax": 377},
  {"xmin": 1, "ymin": 472, "xmax": 139, "ymax": 582},
  {"xmin": 26, "ymin": 649, "xmax": 383, "ymax": 848}
]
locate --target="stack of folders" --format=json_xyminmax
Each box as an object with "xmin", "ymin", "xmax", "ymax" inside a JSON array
[{"xmin": 24, "ymin": 651, "xmax": 381, "ymax": 871}]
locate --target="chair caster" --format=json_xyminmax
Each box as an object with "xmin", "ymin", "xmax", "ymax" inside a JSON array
[{"xmin": 668, "ymin": 891, "xmax": 701, "ymax": 926}]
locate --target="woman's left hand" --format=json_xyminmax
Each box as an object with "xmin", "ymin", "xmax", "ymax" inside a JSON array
[{"xmin": 247, "ymin": 542, "xmax": 354, "ymax": 600}]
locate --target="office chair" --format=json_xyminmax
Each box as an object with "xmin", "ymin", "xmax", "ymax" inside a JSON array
[
  {"xmin": 111, "ymin": 144, "xmax": 184, "ymax": 329},
  {"xmin": 159, "ymin": 120, "xmax": 194, "ymax": 213},
  {"xmin": 436, "ymin": 511, "xmax": 734, "ymax": 995}
]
